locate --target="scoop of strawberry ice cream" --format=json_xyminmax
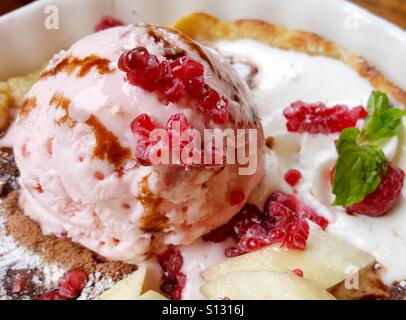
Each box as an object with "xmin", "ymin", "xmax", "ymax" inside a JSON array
[{"xmin": 13, "ymin": 24, "xmax": 264, "ymax": 263}]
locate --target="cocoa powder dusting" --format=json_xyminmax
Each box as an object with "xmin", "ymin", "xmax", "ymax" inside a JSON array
[
  {"xmin": 85, "ymin": 115, "xmax": 131, "ymax": 168},
  {"xmin": 40, "ymin": 55, "xmax": 113, "ymax": 79},
  {"xmin": 3, "ymin": 192, "xmax": 135, "ymax": 281}
]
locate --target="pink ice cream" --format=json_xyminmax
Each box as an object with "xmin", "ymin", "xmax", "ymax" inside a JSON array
[{"xmin": 13, "ymin": 24, "xmax": 264, "ymax": 263}]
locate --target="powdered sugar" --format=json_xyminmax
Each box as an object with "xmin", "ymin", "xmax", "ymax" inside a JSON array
[
  {"xmin": 78, "ymin": 272, "xmax": 114, "ymax": 300},
  {"xmin": 0, "ymin": 200, "xmax": 119, "ymax": 300},
  {"xmin": 0, "ymin": 200, "xmax": 66, "ymax": 299}
]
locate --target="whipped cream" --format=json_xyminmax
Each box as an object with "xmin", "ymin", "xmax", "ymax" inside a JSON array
[{"xmin": 212, "ymin": 39, "xmax": 406, "ymax": 285}]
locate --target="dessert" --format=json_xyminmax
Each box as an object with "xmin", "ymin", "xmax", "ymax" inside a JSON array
[
  {"xmin": 1, "ymin": 10, "xmax": 406, "ymax": 301},
  {"xmin": 12, "ymin": 24, "xmax": 264, "ymax": 264}
]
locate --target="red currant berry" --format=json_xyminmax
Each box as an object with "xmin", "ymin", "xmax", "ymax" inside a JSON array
[
  {"xmin": 284, "ymin": 169, "xmax": 302, "ymax": 186},
  {"xmin": 229, "ymin": 190, "xmax": 245, "ymax": 206},
  {"xmin": 130, "ymin": 114, "xmax": 157, "ymax": 138},
  {"xmin": 58, "ymin": 269, "xmax": 87, "ymax": 299}
]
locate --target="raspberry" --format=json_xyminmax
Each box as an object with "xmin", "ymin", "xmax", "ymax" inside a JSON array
[
  {"xmin": 118, "ymin": 47, "xmax": 149, "ymax": 73},
  {"xmin": 166, "ymin": 113, "xmax": 189, "ymax": 135},
  {"xmin": 204, "ymin": 203, "xmax": 263, "ymax": 251},
  {"xmin": 58, "ymin": 269, "xmax": 88, "ymax": 299},
  {"xmin": 265, "ymin": 192, "xmax": 328, "ymax": 230},
  {"xmin": 161, "ymin": 78, "xmax": 186, "ymax": 103},
  {"xmin": 203, "ymin": 223, "xmax": 235, "ymax": 242},
  {"xmin": 119, "ymin": 48, "xmax": 162, "ymax": 91},
  {"xmin": 236, "ymin": 224, "xmax": 270, "ymax": 252},
  {"xmin": 161, "ymin": 275, "xmax": 176, "ymax": 296},
  {"xmin": 170, "ymin": 57, "xmax": 204, "ymax": 80},
  {"xmin": 231, "ymin": 204, "xmax": 263, "ymax": 236},
  {"xmin": 224, "ymin": 205, "xmax": 269, "ymax": 256},
  {"xmin": 301, "ymin": 206, "xmax": 329, "ymax": 230},
  {"xmin": 199, "ymin": 86, "xmax": 229, "ymax": 124},
  {"xmin": 265, "ymin": 191, "xmax": 298, "ymax": 213},
  {"xmin": 184, "ymin": 76, "xmax": 204, "ymax": 98},
  {"xmin": 208, "ymin": 193, "xmax": 327, "ymax": 256},
  {"xmin": 346, "ymin": 164, "xmax": 405, "ymax": 217},
  {"xmin": 171, "ymin": 273, "xmax": 186, "ymax": 300},
  {"xmin": 229, "ymin": 190, "xmax": 245, "ymax": 206},
  {"xmin": 269, "ymin": 215, "xmax": 309, "ymax": 250},
  {"xmin": 283, "ymin": 101, "xmax": 367, "ymax": 134},
  {"xmin": 36, "ymin": 290, "xmax": 68, "ymax": 300},
  {"xmin": 165, "ymin": 113, "xmax": 190, "ymax": 157},
  {"xmin": 134, "ymin": 139, "xmax": 153, "ymax": 165},
  {"xmin": 200, "ymin": 86, "xmax": 220, "ymax": 112},
  {"xmin": 265, "ymin": 192, "xmax": 325, "ymax": 250},
  {"xmin": 160, "ymin": 61, "xmax": 173, "ymax": 80},
  {"xmin": 284, "ymin": 169, "xmax": 302, "ymax": 186},
  {"xmin": 95, "ymin": 16, "xmax": 125, "ymax": 32},
  {"xmin": 203, "ymin": 204, "xmax": 263, "ymax": 244},
  {"xmin": 120, "ymin": 47, "xmax": 228, "ymax": 124},
  {"xmin": 158, "ymin": 248, "xmax": 186, "ymax": 300},
  {"xmin": 130, "ymin": 114, "xmax": 157, "ymax": 138},
  {"xmin": 350, "ymin": 106, "xmax": 368, "ymax": 119},
  {"xmin": 158, "ymin": 247, "xmax": 183, "ymax": 277},
  {"xmin": 208, "ymin": 97, "xmax": 229, "ymax": 124},
  {"xmin": 36, "ymin": 269, "xmax": 87, "ymax": 300},
  {"xmin": 225, "ymin": 246, "xmax": 244, "ymax": 257}
]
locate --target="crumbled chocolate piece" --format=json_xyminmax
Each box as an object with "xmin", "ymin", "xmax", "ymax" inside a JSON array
[{"xmin": 0, "ymin": 147, "xmax": 19, "ymax": 198}]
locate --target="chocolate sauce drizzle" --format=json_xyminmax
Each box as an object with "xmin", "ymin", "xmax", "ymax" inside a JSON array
[{"xmin": 40, "ymin": 55, "xmax": 114, "ymax": 79}]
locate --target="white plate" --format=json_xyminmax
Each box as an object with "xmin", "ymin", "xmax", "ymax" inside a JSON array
[{"xmin": 0, "ymin": 0, "xmax": 405, "ymax": 91}]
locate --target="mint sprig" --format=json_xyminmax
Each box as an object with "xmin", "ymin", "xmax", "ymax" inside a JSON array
[
  {"xmin": 332, "ymin": 91, "xmax": 405, "ymax": 208},
  {"xmin": 362, "ymin": 91, "xmax": 406, "ymax": 142},
  {"xmin": 332, "ymin": 128, "xmax": 387, "ymax": 207}
]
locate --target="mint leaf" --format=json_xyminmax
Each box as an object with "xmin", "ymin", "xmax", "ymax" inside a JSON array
[
  {"xmin": 362, "ymin": 91, "xmax": 406, "ymax": 142},
  {"xmin": 332, "ymin": 128, "xmax": 387, "ymax": 207},
  {"xmin": 332, "ymin": 91, "xmax": 404, "ymax": 208}
]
